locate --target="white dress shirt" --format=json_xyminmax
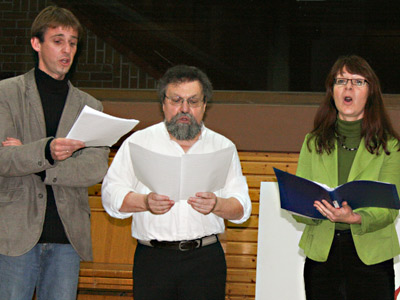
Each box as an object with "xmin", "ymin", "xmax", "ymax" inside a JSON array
[{"xmin": 102, "ymin": 122, "xmax": 252, "ymax": 241}]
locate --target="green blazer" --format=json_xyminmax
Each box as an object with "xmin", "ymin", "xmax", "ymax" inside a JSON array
[{"xmin": 294, "ymin": 134, "xmax": 400, "ymax": 265}]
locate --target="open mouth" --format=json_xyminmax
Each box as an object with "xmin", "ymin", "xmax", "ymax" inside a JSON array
[
  {"xmin": 344, "ymin": 96, "xmax": 352, "ymax": 103},
  {"xmin": 60, "ymin": 58, "xmax": 70, "ymax": 66}
]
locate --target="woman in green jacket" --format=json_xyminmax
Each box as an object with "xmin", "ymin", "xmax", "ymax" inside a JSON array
[{"xmin": 294, "ymin": 55, "xmax": 400, "ymax": 300}]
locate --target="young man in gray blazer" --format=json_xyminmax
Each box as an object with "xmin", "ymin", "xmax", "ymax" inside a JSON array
[{"xmin": 0, "ymin": 6, "xmax": 109, "ymax": 300}]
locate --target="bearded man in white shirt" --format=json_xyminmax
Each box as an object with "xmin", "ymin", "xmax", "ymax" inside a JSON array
[{"xmin": 102, "ymin": 65, "xmax": 251, "ymax": 300}]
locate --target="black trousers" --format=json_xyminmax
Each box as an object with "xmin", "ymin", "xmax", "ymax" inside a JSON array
[
  {"xmin": 304, "ymin": 230, "xmax": 394, "ymax": 300},
  {"xmin": 133, "ymin": 241, "xmax": 227, "ymax": 300}
]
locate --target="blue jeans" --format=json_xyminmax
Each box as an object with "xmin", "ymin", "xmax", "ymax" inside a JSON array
[{"xmin": 0, "ymin": 243, "xmax": 81, "ymax": 300}]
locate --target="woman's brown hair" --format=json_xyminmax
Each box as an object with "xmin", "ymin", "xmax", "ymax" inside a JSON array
[{"xmin": 307, "ymin": 55, "xmax": 400, "ymax": 155}]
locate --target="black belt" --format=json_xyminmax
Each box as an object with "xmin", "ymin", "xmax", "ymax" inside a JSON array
[
  {"xmin": 138, "ymin": 235, "xmax": 218, "ymax": 251},
  {"xmin": 334, "ymin": 229, "xmax": 351, "ymax": 237}
]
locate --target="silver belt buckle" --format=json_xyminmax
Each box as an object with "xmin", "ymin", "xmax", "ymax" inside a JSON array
[{"xmin": 178, "ymin": 239, "xmax": 201, "ymax": 251}]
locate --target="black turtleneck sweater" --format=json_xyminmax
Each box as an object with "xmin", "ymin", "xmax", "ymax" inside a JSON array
[{"xmin": 35, "ymin": 67, "xmax": 70, "ymax": 244}]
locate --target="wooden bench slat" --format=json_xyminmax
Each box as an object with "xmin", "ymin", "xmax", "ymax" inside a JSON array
[
  {"xmin": 221, "ymin": 242, "xmax": 258, "ymax": 255},
  {"xmin": 246, "ymin": 175, "xmax": 276, "ymax": 188},
  {"xmin": 239, "ymin": 151, "xmax": 298, "ymax": 162},
  {"xmin": 226, "ymin": 255, "xmax": 257, "ymax": 269},
  {"xmin": 250, "ymin": 202, "xmax": 259, "ymax": 214},
  {"xmin": 227, "ymin": 269, "xmax": 257, "ymax": 283},
  {"xmin": 78, "ymin": 282, "xmax": 132, "ymax": 291},
  {"xmin": 249, "ymin": 188, "xmax": 259, "ymax": 202},
  {"xmin": 241, "ymin": 161, "xmax": 297, "ymax": 175},
  {"xmin": 78, "ymin": 294, "xmax": 132, "ymax": 300},
  {"xmin": 80, "ymin": 262, "xmax": 132, "ymax": 278},
  {"xmin": 77, "ymin": 294, "xmax": 132, "ymax": 300},
  {"xmin": 226, "ymin": 282, "xmax": 256, "ymax": 296},
  {"xmin": 219, "ymin": 228, "xmax": 258, "ymax": 243}
]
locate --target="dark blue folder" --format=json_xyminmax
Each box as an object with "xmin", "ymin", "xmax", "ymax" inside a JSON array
[{"xmin": 273, "ymin": 168, "xmax": 400, "ymax": 219}]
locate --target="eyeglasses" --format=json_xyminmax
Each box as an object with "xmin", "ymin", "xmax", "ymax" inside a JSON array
[
  {"xmin": 164, "ymin": 94, "xmax": 205, "ymax": 108},
  {"xmin": 334, "ymin": 78, "xmax": 369, "ymax": 87}
]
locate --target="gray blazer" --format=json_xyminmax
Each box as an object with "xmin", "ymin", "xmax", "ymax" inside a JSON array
[{"xmin": 0, "ymin": 69, "xmax": 109, "ymax": 261}]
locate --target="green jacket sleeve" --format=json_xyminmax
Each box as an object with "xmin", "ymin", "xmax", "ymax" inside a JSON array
[{"xmin": 292, "ymin": 135, "xmax": 322, "ymax": 225}]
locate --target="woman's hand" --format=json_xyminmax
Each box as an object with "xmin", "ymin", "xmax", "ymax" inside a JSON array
[{"xmin": 314, "ymin": 200, "xmax": 362, "ymax": 224}]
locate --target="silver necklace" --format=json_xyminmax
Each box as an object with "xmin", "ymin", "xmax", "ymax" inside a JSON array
[{"xmin": 340, "ymin": 141, "xmax": 358, "ymax": 151}]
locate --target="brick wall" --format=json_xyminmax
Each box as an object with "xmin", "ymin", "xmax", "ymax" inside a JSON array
[{"xmin": 0, "ymin": 0, "xmax": 156, "ymax": 89}]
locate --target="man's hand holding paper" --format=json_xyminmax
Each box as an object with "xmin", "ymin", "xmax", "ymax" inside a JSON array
[
  {"xmin": 188, "ymin": 192, "xmax": 218, "ymax": 215},
  {"xmin": 50, "ymin": 138, "xmax": 85, "ymax": 161},
  {"xmin": 145, "ymin": 192, "xmax": 175, "ymax": 215}
]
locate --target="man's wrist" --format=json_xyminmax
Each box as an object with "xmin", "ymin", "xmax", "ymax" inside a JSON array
[
  {"xmin": 211, "ymin": 197, "xmax": 218, "ymax": 213},
  {"xmin": 144, "ymin": 193, "xmax": 152, "ymax": 212}
]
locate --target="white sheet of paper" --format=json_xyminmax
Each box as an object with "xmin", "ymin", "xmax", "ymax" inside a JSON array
[
  {"xmin": 129, "ymin": 142, "xmax": 235, "ymax": 201},
  {"xmin": 66, "ymin": 105, "xmax": 139, "ymax": 147}
]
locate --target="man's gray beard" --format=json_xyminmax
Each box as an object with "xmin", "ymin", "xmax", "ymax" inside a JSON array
[{"xmin": 165, "ymin": 113, "xmax": 202, "ymax": 140}]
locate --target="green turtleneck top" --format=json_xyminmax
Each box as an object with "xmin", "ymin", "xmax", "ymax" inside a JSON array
[{"xmin": 336, "ymin": 118, "xmax": 362, "ymax": 230}]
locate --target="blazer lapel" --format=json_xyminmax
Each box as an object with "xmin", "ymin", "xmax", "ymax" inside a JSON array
[
  {"xmin": 321, "ymin": 142, "xmax": 339, "ymax": 187},
  {"xmin": 56, "ymin": 85, "xmax": 83, "ymax": 138},
  {"xmin": 348, "ymin": 138, "xmax": 374, "ymax": 181},
  {"xmin": 25, "ymin": 70, "xmax": 46, "ymax": 139}
]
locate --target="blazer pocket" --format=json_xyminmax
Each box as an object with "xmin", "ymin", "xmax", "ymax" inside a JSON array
[{"xmin": 0, "ymin": 187, "xmax": 25, "ymax": 203}]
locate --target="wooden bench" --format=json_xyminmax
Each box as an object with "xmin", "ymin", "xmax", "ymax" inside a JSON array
[{"xmin": 77, "ymin": 151, "xmax": 299, "ymax": 300}]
